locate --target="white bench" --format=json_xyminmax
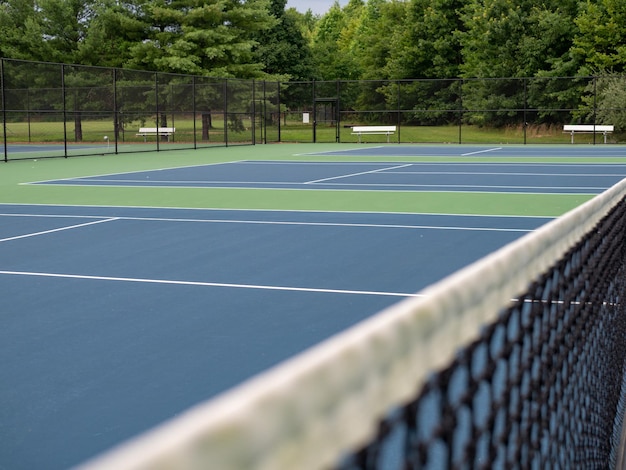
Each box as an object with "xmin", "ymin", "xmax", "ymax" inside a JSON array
[
  {"xmin": 351, "ymin": 125, "xmax": 397, "ymax": 143},
  {"xmin": 136, "ymin": 127, "xmax": 176, "ymax": 142},
  {"xmin": 563, "ymin": 124, "xmax": 613, "ymax": 143}
]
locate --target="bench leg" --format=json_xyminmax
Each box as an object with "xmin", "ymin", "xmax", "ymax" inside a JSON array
[{"xmin": 570, "ymin": 131, "xmax": 574, "ymax": 144}]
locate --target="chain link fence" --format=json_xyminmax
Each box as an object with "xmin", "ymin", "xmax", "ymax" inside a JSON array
[
  {"xmin": 1, "ymin": 59, "xmax": 281, "ymax": 161},
  {"xmin": 2, "ymin": 58, "xmax": 624, "ymax": 161}
]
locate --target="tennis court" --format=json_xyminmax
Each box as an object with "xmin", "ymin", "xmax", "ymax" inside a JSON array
[
  {"xmin": 27, "ymin": 160, "xmax": 626, "ymax": 194},
  {"xmin": 0, "ymin": 144, "xmax": 624, "ymax": 469}
]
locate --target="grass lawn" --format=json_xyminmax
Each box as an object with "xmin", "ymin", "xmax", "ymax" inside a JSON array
[{"xmin": 4, "ymin": 116, "xmax": 618, "ymax": 145}]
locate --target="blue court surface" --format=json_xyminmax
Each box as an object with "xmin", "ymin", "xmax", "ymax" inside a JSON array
[
  {"xmin": 29, "ymin": 160, "xmax": 626, "ymax": 194},
  {"xmin": 0, "ymin": 203, "xmax": 550, "ymax": 469},
  {"xmin": 2, "ymin": 144, "xmax": 626, "ymax": 469},
  {"xmin": 309, "ymin": 144, "xmax": 626, "ymax": 157}
]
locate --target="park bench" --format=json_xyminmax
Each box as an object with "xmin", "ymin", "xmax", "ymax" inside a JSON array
[
  {"xmin": 351, "ymin": 125, "xmax": 397, "ymax": 143},
  {"xmin": 563, "ymin": 124, "xmax": 614, "ymax": 144},
  {"xmin": 136, "ymin": 127, "xmax": 176, "ymax": 142}
]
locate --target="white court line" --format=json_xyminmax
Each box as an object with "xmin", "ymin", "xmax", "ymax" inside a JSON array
[
  {"xmin": 307, "ymin": 182, "xmax": 607, "ymax": 191},
  {"xmin": 304, "ymin": 164, "xmax": 413, "ymax": 184},
  {"xmin": 33, "ymin": 175, "xmax": 621, "ymax": 187},
  {"xmin": 238, "ymin": 160, "xmax": 626, "ymax": 168},
  {"xmin": 0, "ymin": 213, "xmax": 113, "ymax": 219},
  {"xmin": 118, "ymin": 218, "xmax": 534, "ymax": 232},
  {"xmin": 239, "ymin": 160, "xmax": 396, "ymax": 166},
  {"xmin": 0, "ymin": 205, "xmax": 556, "ymax": 218},
  {"xmin": 462, "ymin": 147, "xmax": 503, "ymax": 156},
  {"xmin": 0, "ymin": 213, "xmax": 535, "ymax": 232},
  {"xmin": 15, "ymin": 181, "xmax": 597, "ymax": 195},
  {"xmin": 21, "ymin": 161, "xmax": 241, "ymax": 186},
  {"xmin": 85, "ymin": 172, "xmax": 625, "ymax": 183},
  {"xmin": 240, "ymin": 160, "xmax": 626, "ymax": 167},
  {"xmin": 383, "ymin": 171, "xmax": 626, "ymax": 177},
  {"xmin": 56, "ymin": 179, "xmax": 286, "ymax": 184},
  {"xmin": 0, "ymin": 218, "xmax": 119, "ymax": 243},
  {"xmin": 0, "ymin": 270, "xmax": 423, "ymax": 298},
  {"xmin": 294, "ymin": 146, "xmax": 387, "ymax": 156}
]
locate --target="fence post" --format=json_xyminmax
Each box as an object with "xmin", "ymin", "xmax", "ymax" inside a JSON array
[
  {"xmin": 458, "ymin": 78, "xmax": 463, "ymax": 144},
  {"xmin": 252, "ymin": 79, "xmax": 256, "ymax": 145},
  {"xmin": 154, "ymin": 72, "xmax": 160, "ymax": 151},
  {"xmin": 1, "ymin": 58, "xmax": 7, "ymax": 162},
  {"xmin": 193, "ymin": 76, "xmax": 197, "ymax": 149},
  {"xmin": 277, "ymin": 81, "xmax": 281, "ymax": 143},
  {"xmin": 113, "ymin": 68, "xmax": 118, "ymax": 153},
  {"xmin": 523, "ymin": 78, "xmax": 527, "ymax": 145},
  {"xmin": 224, "ymin": 79, "xmax": 229, "ymax": 147},
  {"xmin": 311, "ymin": 80, "xmax": 317, "ymax": 143},
  {"xmin": 593, "ymin": 76, "xmax": 597, "ymax": 145},
  {"xmin": 336, "ymin": 79, "xmax": 340, "ymax": 143},
  {"xmin": 61, "ymin": 64, "xmax": 68, "ymax": 158},
  {"xmin": 396, "ymin": 80, "xmax": 401, "ymax": 144},
  {"xmin": 263, "ymin": 80, "xmax": 267, "ymax": 144}
]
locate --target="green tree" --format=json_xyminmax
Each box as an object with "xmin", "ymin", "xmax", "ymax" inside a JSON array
[
  {"xmin": 297, "ymin": 8, "xmax": 318, "ymax": 37},
  {"xmin": 459, "ymin": 0, "xmax": 579, "ymax": 126},
  {"xmin": 339, "ymin": 0, "xmax": 406, "ymax": 118},
  {"xmin": 382, "ymin": 0, "xmax": 463, "ymax": 124},
  {"xmin": 0, "ymin": 0, "xmax": 50, "ymax": 60},
  {"xmin": 77, "ymin": 0, "xmax": 149, "ymax": 68},
  {"xmin": 127, "ymin": 0, "xmax": 275, "ymax": 78},
  {"xmin": 573, "ymin": 0, "xmax": 626, "ymax": 74},
  {"xmin": 528, "ymin": 4, "xmax": 585, "ymax": 122},
  {"xmin": 310, "ymin": 2, "xmax": 361, "ymax": 80},
  {"xmin": 34, "ymin": 0, "xmax": 98, "ymax": 63},
  {"xmin": 386, "ymin": 0, "xmax": 463, "ymax": 80},
  {"xmin": 350, "ymin": 0, "xmax": 404, "ymax": 80},
  {"xmin": 253, "ymin": 0, "xmax": 315, "ymax": 80},
  {"xmin": 591, "ymin": 74, "xmax": 626, "ymax": 134},
  {"xmin": 460, "ymin": 0, "xmax": 578, "ymax": 78}
]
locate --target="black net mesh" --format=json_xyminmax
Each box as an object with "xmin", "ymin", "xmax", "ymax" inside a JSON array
[{"xmin": 340, "ymin": 198, "xmax": 626, "ymax": 469}]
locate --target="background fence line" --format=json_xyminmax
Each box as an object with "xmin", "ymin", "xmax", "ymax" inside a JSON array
[{"xmin": 2, "ymin": 58, "xmax": 624, "ymax": 161}]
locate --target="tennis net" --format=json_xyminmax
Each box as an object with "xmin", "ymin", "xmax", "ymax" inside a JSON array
[{"xmin": 77, "ymin": 179, "xmax": 626, "ymax": 469}]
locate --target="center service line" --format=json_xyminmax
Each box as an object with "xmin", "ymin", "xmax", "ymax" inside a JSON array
[
  {"xmin": 304, "ymin": 163, "xmax": 413, "ymax": 184},
  {"xmin": 461, "ymin": 147, "xmax": 503, "ymax": 156}
]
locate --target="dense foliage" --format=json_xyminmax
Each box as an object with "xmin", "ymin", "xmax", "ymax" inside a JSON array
[
  {"xmin": 2, "ymin": 0, "xmax": 625, "ymax": 80},
  {"xmin": 1, "ymin": 0, "xmax": 625, "ymax": 127}
]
